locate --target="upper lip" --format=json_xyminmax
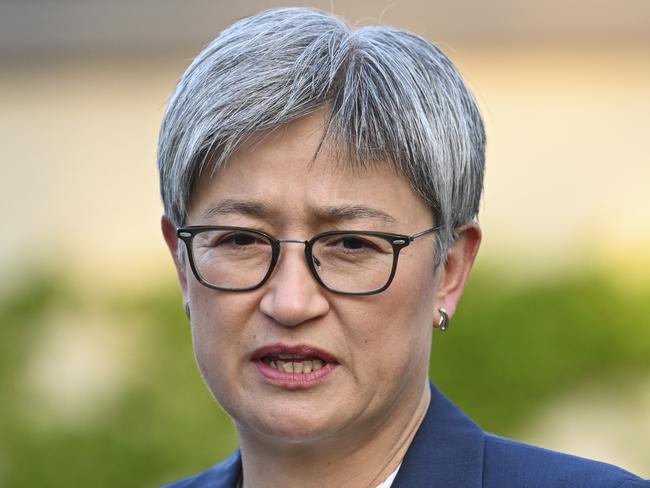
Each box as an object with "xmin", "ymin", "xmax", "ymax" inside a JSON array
[{"xmin": 251, "ymin": 343, "xmax": 338, "ymax": 364}]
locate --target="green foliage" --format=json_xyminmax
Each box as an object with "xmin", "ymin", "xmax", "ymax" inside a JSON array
[
  {"xmin": 0, "ymin": 266, "xmax": 648, "ymax": 487},
  {"xmin": 429, "ymin": 267, "xmax": 650, "ymax": 434}
]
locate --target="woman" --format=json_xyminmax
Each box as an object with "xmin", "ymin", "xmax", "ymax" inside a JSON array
[{"xmin": 158, "ymin": 7, "xmax": 648, "ymax": 488}]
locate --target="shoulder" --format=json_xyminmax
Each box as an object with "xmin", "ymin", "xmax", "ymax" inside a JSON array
[
  {"xmin": 161, "ymin": 451, "xmax": 241, "ymax": 488},
  {"xmin": 397, "ymin": 384, "xmax": 649, "ymax": 487},
  {"xmin": 483, "ymin": 433, "xmax": 649, "ymax": 488}
]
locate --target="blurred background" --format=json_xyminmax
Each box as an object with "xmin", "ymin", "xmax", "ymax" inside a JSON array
[{"xmin": 1, "ymin": 0, "xmax": 649, "ymax": 485}]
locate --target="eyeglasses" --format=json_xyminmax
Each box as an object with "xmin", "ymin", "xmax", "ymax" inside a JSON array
[{"xmin": 176, "ymin": 225, "xmax": 441, "ymax": 296}]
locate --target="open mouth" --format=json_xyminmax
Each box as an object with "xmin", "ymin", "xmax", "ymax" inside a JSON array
[
  {"xmin": 252, "ymin": 344, "xmax": 337, "ymax": 376},
  {"xmin": 261, "ymin": 354, "xmax": 326, "ymax": 374},
  {"xmin": 252, "ymin": 344, "xmax": 337, "ymax": 388}
]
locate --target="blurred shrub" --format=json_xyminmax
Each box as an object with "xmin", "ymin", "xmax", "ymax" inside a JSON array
[
  {"xmin": 0, "ymin": 265, "xmax": 648, "ymax": 487},
  {"xmin": 430, "ymin": 266, "xmax": 650, "ymax": 434}
]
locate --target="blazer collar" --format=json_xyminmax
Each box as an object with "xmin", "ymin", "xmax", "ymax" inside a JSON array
[
  {"xmin": 199, "ymin": 449, "xmax": 241, "ymax": 488},
  {"xmin": 212, "ymin": 384, "xmax": 484, "ymax": 488},
  {"xmin": 392, "ymin": 383, "xmax": 485, "ymax": 488}
]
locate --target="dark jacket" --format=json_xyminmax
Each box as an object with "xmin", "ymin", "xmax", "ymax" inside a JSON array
[{"xmin": 164, "ymin": 384, "xmax": 649, "ymax": 487}]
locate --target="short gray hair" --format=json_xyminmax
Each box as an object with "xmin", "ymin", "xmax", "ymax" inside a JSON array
[{"xmin": 158, "ymin": 7, "xmax": 485, "ymax": 266}]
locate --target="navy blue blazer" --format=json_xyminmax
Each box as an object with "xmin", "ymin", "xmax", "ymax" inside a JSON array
[{"xmin": 164, "ymin": 384, "xmax": 649, "ymax": 487}]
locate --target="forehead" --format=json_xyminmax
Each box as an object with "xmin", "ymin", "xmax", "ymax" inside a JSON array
[{"xmin": 187, "ymin": 112, "xmax": 431, "ymax": 229}]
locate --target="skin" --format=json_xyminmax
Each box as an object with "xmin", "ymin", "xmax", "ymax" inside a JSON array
[{"xmin": 162, "ymin": 111, "xmax": 481, "ymax": 488}]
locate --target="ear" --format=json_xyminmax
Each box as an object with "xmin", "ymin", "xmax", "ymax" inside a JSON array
[
  {"xmin": 161, "ymin": 215, "xmax": 189, "ymax": 300},
  {"xmin": 435, "ymin": 222, "xmax": 481, "ymax": 320}
]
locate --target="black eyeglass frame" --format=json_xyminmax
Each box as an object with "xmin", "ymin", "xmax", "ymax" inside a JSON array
[{"xmin": 176, "ymin": 225, "xmax": 442, "ymax": 296}]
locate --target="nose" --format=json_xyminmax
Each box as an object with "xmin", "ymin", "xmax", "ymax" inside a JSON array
[{"xmin": 259, "ymin": 243, "xmax": 330, "ymax": 327}]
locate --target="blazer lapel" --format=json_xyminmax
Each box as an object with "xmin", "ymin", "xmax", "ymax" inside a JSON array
[{"xmin": 392, "ymin": 383, "xmax": 485, "ymax": 488}]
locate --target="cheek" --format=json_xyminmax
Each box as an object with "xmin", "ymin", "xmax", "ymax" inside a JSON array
[
  {"xmin": 339, "ymin": 271, "xmax": 436, "ymax": 382},
  {"xmin": 378, "ymin": 265, "xmax": 437, "ymax": 370},
  {"xmin": 384, "ymin": 259, "xmax": 436, "ymax": 326},
  {"xmin": 187, "ymin": 285, "xmax": 258, "ymax": 397}
]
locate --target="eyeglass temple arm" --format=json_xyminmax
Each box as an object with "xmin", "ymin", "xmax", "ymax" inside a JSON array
[{"xmin": 409, "ymin": 225, "xmax": 444, "ymax": 241}]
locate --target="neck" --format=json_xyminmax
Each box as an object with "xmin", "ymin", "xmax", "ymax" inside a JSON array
[{"xmin": 238, "ymin": 380, "xmax": 431, "ymax": 488}]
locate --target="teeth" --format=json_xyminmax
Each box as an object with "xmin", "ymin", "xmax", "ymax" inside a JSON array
[
  {"xmin": 264, "ymin": 358, "xmax": 327, "ymax": 373},
  {"xmin": 276, "ymin": 353, "xmax": 309, "ymax": 360}
]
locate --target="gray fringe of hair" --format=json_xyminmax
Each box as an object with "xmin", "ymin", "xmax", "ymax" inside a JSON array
[{"xmin": 158, "ymin": 7, "xmax": 485, "ymax": 267}]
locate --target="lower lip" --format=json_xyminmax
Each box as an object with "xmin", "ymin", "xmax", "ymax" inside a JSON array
[{"xmin": 253, "ymin": 360, "xmax": 337, "ymax": 389}]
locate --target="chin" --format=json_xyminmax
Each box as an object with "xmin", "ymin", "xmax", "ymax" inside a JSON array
[{"xmin": 233, "ymin": 401, "xmax": 347, "ymax": 445}]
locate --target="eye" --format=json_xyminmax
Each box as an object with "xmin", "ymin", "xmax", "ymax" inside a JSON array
[
  {"xmin": 220, "ymin": 233, "xmax": 259, "ymax": 247},
  {"xmin": 196, "ymin": 230, "xmax": 270, "ymax": 250},
  {"xmin": 312, "ymin": 233, "xmax": 393, "ymax": 267},
  {"xmin": 338, "ymin": 236, "xmax": 373, "ymax": 250},
  {"xmin": 319, "ymin": 234, "xmax": 386, "ymax": 254}
]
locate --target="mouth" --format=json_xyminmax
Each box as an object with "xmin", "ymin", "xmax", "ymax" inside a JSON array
[
  {"xmin": 261, "ymin": 354, "xmax": 326, "ymax": 374},
  {"xmin": 251, "ymin": 344, "xmax": 338, "ymax": 387}
]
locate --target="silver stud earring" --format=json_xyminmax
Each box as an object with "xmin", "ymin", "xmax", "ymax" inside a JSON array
[
  {"xmin": 437, "ymin": 307, "xmax": 449, "ymax": 331},
  {"xmin": 184, "ymin": 302, "xmax": 191, "ymax": 320}
]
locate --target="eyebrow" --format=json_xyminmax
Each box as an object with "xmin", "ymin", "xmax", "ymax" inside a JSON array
[
  {"xmin": 201, "ymin": 199, "xmax": 273, "ymax": 220},
  {"xmin": 201, "ymin": 199, "xmax": 396, "ymax": 224},
  {"xmin": 314, "ymin": 204, "xmax": 397, "ymax": 224}
]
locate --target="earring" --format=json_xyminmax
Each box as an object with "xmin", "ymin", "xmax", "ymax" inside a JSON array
[
  {"xmin": 184, "ymin": 302, "xmax": 191, "ymax": 320},
  {"xmin": 437, "ymin": 307, "xmax": 449, "ymax": 331}
]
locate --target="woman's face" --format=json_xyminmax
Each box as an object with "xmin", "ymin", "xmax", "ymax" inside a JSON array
[{"xmin": 165, "ymin": 112, "xmax": 472, "ymax": 446}]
